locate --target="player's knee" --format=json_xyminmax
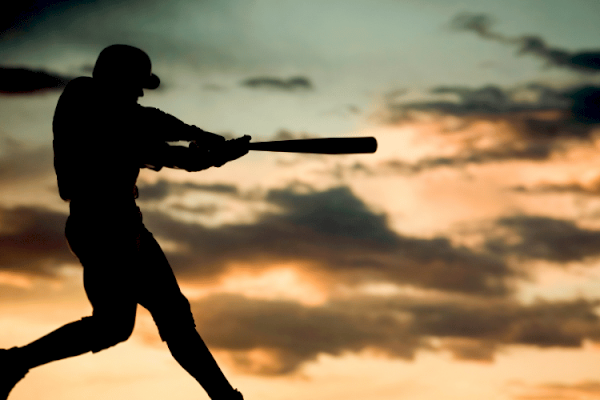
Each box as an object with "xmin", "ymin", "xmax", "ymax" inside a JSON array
[
  {"xmin": 82, "ymin": 315, "xmax": 135, "ymax": 353},
  {"xmin": 104, "ymin": 322, "xmax": 134, "ymax": 346},
  {"xmin": 152, "ymin": 295, "xmax": 196, "ymax": 342}
]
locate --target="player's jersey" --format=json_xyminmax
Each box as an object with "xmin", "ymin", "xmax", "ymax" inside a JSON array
[{"xmin": 52, "ymin": 77, "xmax": 213, "ymax": 211}]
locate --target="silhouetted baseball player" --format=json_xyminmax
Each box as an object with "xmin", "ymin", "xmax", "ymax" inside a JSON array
[{"xmin": 0, "ymin": 44, "xmax": 249, "ymax": 400}]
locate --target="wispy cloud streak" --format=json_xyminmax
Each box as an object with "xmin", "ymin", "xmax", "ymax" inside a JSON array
[{"xmin": 450, "ymin": 12, "xmax": 600, "ymax": 73}]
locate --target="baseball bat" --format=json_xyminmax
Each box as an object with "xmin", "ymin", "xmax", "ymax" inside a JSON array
[{"xmin": 248, "ymin": 137, "xmax": 377, "ymax": 154}]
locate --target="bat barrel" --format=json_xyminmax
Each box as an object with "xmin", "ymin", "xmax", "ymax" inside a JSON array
[{"xmin": 248, "ymin": 137, "xmax": 377, "ymax": 154}]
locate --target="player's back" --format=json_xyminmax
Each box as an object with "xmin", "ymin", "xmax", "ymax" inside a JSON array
[{"xmin": 53, "ymin": 77, "xmax": 141, "ymax": 212}]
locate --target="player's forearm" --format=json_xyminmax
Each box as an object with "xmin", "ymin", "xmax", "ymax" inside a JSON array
[
  {"xmin": 140, "ymin": 107, "xmax": 224, "ymax": 145},
  {"xmin": 154, "ymin": 144, "xmax": 214, "ymax": 172},
  {"xmin": 186, "ymin": 127, "xmax": 225, "ymax": 146},
  {"xmin": 143, "ymin": 136, "xmax": 250, "ymax": 172}
]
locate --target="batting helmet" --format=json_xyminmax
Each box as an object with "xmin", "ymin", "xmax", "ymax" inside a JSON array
[{"xmin": 92, "ymin": 44, "xmax": 160, "ymax": 90}]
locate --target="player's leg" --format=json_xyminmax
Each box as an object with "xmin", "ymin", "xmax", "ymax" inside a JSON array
[
  {"xmin": 164, "ymin": 328, "xmax": 243, "ymax": 400},
  {"xmin": 26, "ymin": 213, "xmax": 141, "ymax": 362},
  {"xmin": 0, "ymin": 252, "xmax": 137, "ymax": 399},
  {"xmin": 0, "ymin": 348, "xmax": 29, "ymax": 400},
  {"xmin": 135, "ymin": 227, "xmax": 242, "ymax": 400},
  {"xmin": 0, "ymin": 297, "xmax": 137, "ymax": 400},
  {"xmin": 6, "ymin": 308, "xmax": 136, "ymax": 369}
]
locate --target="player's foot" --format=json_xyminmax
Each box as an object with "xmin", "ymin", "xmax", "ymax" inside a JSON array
[
  {"xmin": 227, "ymin": 389, "xmax": 243, "ymax": 400},
  {"xmin": 213, "ymin": 388, "xmax": 243, "ymax": 400},
  {"xmin": 0, "ymin": 348, "xmax": 29, "ymax": 400}
]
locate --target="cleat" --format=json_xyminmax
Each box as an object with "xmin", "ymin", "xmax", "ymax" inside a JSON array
[{"xmin": 213, "ymin": 388, "xmax": 243, "ymax": 400}]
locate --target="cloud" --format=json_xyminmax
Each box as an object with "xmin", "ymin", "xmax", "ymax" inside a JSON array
[
  {"xmin": 3, "ymin": 181, "xmax": 509, "ymax": 298},
  {"xmin": 1, "ymin": 202, "xmax": 595, "ymax": 376},
  {"xmin": 402, "ymin": 84, "xmax": 571, "ymax": 116},
  {"xmin": 137, "ymin": 179, "xmax": 240, "ymax": 201},
  {"xmin": 414, "ymin": 298, "xmax": 600, "ymax": 349},
  {"xmin": 377, "ymin": 14, "xmax": 600, "ymax": 174},
  {"xmin": 450, "ymin": 12, "xmax": 600, "ymax": 73},
  {"xmin": 241, "ymin": 76, "xmax": 312, "ymax": 91},
  {"xmin": 0, "ymin": 205, "xmax": 71, "ymax": 276},
  {"xmin": 449, "ymin": 13, "xmax": 501, "ymax": 41},
  {"xmin": 0, "ymin": 134, "xmax": 54, "ymax": 185},
  {"xmin": 143, "ymin": 185, "xmax": 511, "ymax": 296},
  {"xmin": 511, "ymin": 175, "xmax": 600, "ymax": 196},
  {"xmin": 192, "ymin": 293, "xmax": 422, "ymax": 374},
  {"xmin": 516, "ymin": 381, "xmax": 600, "ymax": 400},
  {"xmin": 484, "ymin": 216, "xmax": 600, "ymax": 263},
  {"xmin": 0, "ymin": 66, "xmax": 71, "ymax": 94},
  {"xmin": 377, "ymin": 144, "xmax": 553, "ymax": 176},
  {"xmin": 375, "ymin": 83, "xmax": 600, "ymax": 174},
  {"xmin": 387, "ymin": 83, "xmax": 599, "ymax": 133},
  {"xmin": 270, "ymin": 129, "xmax": 319, "ymax": 141},
  {"xmin": 569, "ymin": 85, "xmax": 600, "ymax": 124},
  {"xmin": 263, "ymin": 129, "xmax": 325, "ymax": 167},
  {"xmin": 169, "ymin": 203, "xmax": 220, "ymax": 216},
  {"xmin": 191, "ymin": 293, "xmax": 600, "ymax": 374}
]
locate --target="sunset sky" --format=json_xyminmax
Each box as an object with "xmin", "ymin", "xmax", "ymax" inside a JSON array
[{"xmin": 1, "ymin": 1, "xmax": 600, "ymax": 399}]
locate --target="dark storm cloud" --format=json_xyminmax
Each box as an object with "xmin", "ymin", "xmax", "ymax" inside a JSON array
[
  {"xmin": 144, "ymin": 185, "xmax": 511, "ymax": 296},
  {"xmin": 191, "ymin": 293, "xmax": 600, "ymax": 374},
  {"xmin": 0, "ymin": 135, "xmax": 54, "ymax": 184},
  {"xmin": 0, "ymin": 206, "xmax": 71, "ymax": 276},
  {"xmin": 450, "ymin": 12, "xmax": 600, "ymax": 73},
  {"xmin": 484, "ymin": 216, "xmax": 600, "ymax": 262},
  {"xmin": 0, "ymin": 66, "xmax": 71, "ymax": 94},
  {"xmin": 241, "ymin": 76, "xmax": 312, "ymax": 91}
]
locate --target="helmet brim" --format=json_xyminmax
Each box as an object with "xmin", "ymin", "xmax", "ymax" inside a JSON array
[{"xmin": 144, "ymin": 73, "xmax": 160, "ymax": 89}]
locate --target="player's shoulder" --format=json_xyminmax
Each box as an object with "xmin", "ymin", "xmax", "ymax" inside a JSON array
[
  {"xmin": 54, "ymin": 77, "xmax": 98, "ymax": 120},
  {"xmin": 62, "ymin": 76, "xmax": 95, "ymax": 95}
]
